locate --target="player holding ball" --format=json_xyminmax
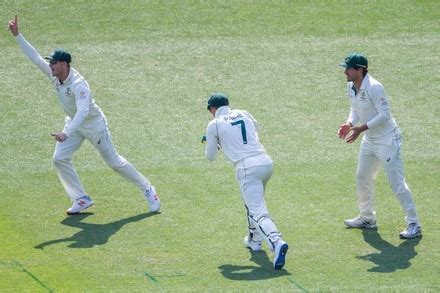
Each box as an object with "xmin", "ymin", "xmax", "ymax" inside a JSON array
[{"xmin": 338, "ymin": 53, "xmax": 421, "ymax": 239}]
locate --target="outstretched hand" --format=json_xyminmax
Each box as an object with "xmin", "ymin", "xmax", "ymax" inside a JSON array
[{"xmin": 8, "ymin": 15, "xmax": 19, "ymax": 36}]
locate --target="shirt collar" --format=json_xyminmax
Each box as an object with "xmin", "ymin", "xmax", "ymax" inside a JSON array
[
  {"xmin": 215, "ymin": 106, "xmax": 231, "ymax": 118},
  {"xmin": 60, "ymin": 68, "xmax": 74, "ymax": 85},
  {"xmin": 360, "ymin": 73, "xmax": 370, "ymax": 90}
]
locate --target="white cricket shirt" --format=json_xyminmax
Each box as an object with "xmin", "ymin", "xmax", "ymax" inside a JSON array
[
  {"xmin": 205, "ymin": 106, "xmax": 272, "ymax": 168},
  {"xmin": 346, "ymin": 74, "xmax": 400, "ymax": 144},
  {"xmin": 15, "ymin": 34, "xmax": 105, "ymax": 137}
]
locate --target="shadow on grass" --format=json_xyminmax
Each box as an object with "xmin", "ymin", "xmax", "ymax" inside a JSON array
[
  {"xmin": 219, "ymin": 249, "xmax": 291, "ymax": 280},
  {"xmin": 357, "ymin": 228, "xmax": 421, "ymax": 273},
  {"xmin": 34, "ymin": 212, "xmax": 158, "ymax": 249}
]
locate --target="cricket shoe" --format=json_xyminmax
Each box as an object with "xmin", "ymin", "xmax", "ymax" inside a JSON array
[
  {"xmin": 244, "ymin": 235, "xmax": 262, "ymax": 251},
  {"xmin": 273, "ymin": 240, "xmax": 289, "ymax": 270},
  {"xmin": 145, "ymin": 186, "xmax": 161, "ymax": 213},
  {"xmin": 399, "ymin": 223, "xmax": 422, "ymax": 239},
  {"xmin": 344, "ymin": 216, "xmax": 377, "ymax": 229},
  {"xmin": 67, "ymin": 195, "xmax": 94, "ymax": 215}
]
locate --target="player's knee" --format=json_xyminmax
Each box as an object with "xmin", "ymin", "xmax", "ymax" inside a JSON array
[
  {"xmin": 392, "ymin": 181, "xmax": 410, "ymax": 196},
  {"xmin": 356, "ymin": 172, "xmax": 371, "ymax": 185},
  {"xmin": 106, "ymin": 156, "xmax": 126, "ymax": 170},
  {"xmin": 52, "ymin": 154, "xmax": 69, "ymax": 168},
  {"xmin": 108, "ymin": 161, "xmax": 124, "ymax": 170},
  {"xmin": 254, "ymin": 213, "xmax": 271, "ymax": 223}
]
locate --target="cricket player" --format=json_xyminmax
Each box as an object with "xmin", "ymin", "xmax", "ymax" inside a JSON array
[
  {"xmin": 8, "ymin": 16, "xmax": 160, "ymax": 214},
  {"xmin": 204, "ymin": 93, "xmax": 288, "ymax": 270},
  {"xmin": 338, "ymin": 53, "xmax": 421, "ymax": 239}
]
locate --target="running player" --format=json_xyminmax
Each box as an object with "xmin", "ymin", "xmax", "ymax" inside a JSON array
[
  {"xmin": 204, "ymin": 93, "xmax": 288, "ymax": 269},
  {"xmin": 8, "ymin": 15, "xmax": 160, "ymax": 215}
]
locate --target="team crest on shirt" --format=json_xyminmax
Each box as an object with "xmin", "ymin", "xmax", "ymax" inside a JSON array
[
  {"xmin": 65, "ymin": 87, "xmax": 73, "ymax": 96},
  {"xmin": 359, "ymin": 91, "xmax": 367, "ymax": 101}
]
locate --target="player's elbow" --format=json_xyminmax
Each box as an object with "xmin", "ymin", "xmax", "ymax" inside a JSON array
[{"xmin": 376, "ymin": 112, "xmax": 391, "ymax": 126}]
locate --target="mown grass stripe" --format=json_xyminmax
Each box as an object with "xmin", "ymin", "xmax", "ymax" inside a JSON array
[
  {"xmin": 288, "ymin": 278, "xmax": 308, "ymax": 292},
  {"xmin": 14, "ymin": 261, "xmax": 53, "ymax": 293},
  {"xmin": 144, "ymin": 272, "xmax": 158, "ymax": 283}
]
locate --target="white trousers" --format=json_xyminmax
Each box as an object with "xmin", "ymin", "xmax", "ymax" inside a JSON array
[
  {"xmin": 356, "ymin": 135, "xmax": 420, "ymax": 225},
  {"xmin": 235, "ymin": 163, "xmax": 281, "ymax": 250},
  {"xmin": 52, "ymin": 117, "xmax": 151, "ymax": 201}
]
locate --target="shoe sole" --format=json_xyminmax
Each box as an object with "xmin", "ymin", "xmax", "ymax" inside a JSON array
[
  {"xmin": 66, "ymin": 202, "xmax": 94, "ymax": 215},
  {"xmin": 245, "ymin": 245, "xmax": 262, "ymax": 251},
  {"xmin": 274, "ymin": 243, "xmax": 289, "ymax": 270},
  {"xmin": 344, "ymin": 221, "xmax": 377, "ymax": 229},
  {"xmin": 399, "ymin": 232, "xmax": 422, "ymax": 239}
]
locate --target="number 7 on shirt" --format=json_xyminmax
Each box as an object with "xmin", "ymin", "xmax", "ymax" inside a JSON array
[{"xmin": 231, "ymin": 120, "xmax": 247, "ymax": 144}]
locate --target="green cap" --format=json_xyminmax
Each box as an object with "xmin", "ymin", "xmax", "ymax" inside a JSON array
[
  {"xmin": 339, "ymin": 53, "xmax": 368, "ymax": 68},
  {"xmin": 45, "ymin": 49, "xmax": 72, "ymax": 64},
  {"xmin": 207, "ymin": 93, "xmax": 229, "ymax": 110}
]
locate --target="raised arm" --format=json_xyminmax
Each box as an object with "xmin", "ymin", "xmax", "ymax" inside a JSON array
[
  {"xmin": 8, "ymin": 15, "xmax": 19, "ymax": 36},
  {"xmin": 9, "ymin": 15, "xmax": 52, "ymax": 78}
]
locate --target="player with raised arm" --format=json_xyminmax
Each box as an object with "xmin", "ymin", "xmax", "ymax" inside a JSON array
[
  {"xmin": 8, "ymin": 15, "xmax": 160, "ymax": 214},
  {"xmin": 204, "ymin": 93, "xmax": 288, "ymax": 270}
]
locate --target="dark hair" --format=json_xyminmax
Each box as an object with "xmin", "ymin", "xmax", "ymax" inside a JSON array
[
  {"xmin": 207, "ymin": 93, "xmax": 229, "ymax": 110},
  {"xmin": 354, "ymin": 66, "xmax": 368, "ymax": 77}
]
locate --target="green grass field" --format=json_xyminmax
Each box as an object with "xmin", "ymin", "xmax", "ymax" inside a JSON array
[{"xmin": 1, "ymin": 1, "xmax": 439, "ymax": 291}]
